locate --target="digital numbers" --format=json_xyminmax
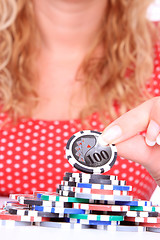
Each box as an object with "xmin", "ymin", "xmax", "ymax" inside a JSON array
[{"xmin": 86, "ymin": 150, "xmax": 109, "ymax": 164}]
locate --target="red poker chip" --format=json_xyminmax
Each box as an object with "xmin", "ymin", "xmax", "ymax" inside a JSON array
[
  {"xmin": 73, "ymin": 203, "xmax": 130, "ymax": 212},
  {"xmin": 139, "ymin": 223, "xmax": 160, "ymax": 227},
  {"xmin": 124, "ymin": 216, "xmax": 160, "ymax": 223},
  {"xmin": 0, "ymin": 210, "xmax": 50, "ymax": 222}
]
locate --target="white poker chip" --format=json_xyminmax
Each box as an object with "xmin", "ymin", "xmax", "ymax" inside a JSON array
[{"xmin": 66, "ymin": 130, "xmax": 117, "ymax": 174}]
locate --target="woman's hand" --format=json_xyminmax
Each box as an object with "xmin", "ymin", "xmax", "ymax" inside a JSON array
[{"xmin": 98, "ymin": 97, "xmax": 160, "ymax": 186}]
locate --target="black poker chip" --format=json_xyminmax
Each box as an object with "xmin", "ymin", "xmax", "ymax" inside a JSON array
[
  {"xmin": 19, "ymin": 198, "xmax": 73, "ymax": 208},
  {"xmin": 62, "ymin": 176, "xmax": 119, "ymax": 182},
  {"xmin": 8, "ymin": 208, "xmax": 68, "ymax": 219},
  {"xmin": 66, "ymin": 130, "xmax": 117, "ymax": 174},
  {"xmin": 61, "ymin": 179, "xmax": 126, "ymax": 187},
  {"xmin": 90, "ymin": 210, "xmax": 128, "ymax": 216},
  {"xmin": 64, "ymin": 172, "xmax": 118, "ymax": 180}
]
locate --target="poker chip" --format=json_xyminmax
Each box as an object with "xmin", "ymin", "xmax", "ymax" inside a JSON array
[
  {"xmin": 73, "ymin": 203, "xmax": 130, "ymax": 212},
  {"xmin": 0, "ymin": 210, "xmax": 50, "ymax": 222},
  {"xmin": 3, "ymin": 202, "xmax": 28, "ymax": 211},
  {"xmin": 97, "ymin": 211, "xmax": 127, "ymax": 216},
  {"xmin": 146, "ymin": 227, "xmax": 160, "ymax": 233},
  {"xmin": 40, "ymin": 222, "xmax": 99, "ymax": 229},
  {"xmin": 61, "ymin": 182, "xmax": 132, "ymax": 191},
  {"xmin": 66, "ymin": 130, "xmax": 117, "ymax": 174},
  {"xmin": 61, "ymin": 179, "xmax": 126, "ymax": 186},
  {"xmin": 39, "ymin": 222, "xmax": 87, "ymax": 229},
  {"xmin": 65, "ymin": 172, "xmax": 118, "ymax": 180},
  {"xmin": 41, "ymin": 194, "xmax": 90, "ymax": 203},
  {"xmin": 8, "ymin": 208, "xmax": 68, "ymax": 218},
  {"xmin": 33, "ymin": 191, "xmax": 55, "ymax": 199},
  {"xmin": 124, "ymin": 216, "xmax": 160, "ymax": 223},
  {"xmin": 63, "ymin": 176, "xmax": 119, "ymax": 182},
  {"xmin": 139, "ymin": 223, "xmax": 160, "ymax": 227},
  {"xmin": 100, "ymin": 225, "xmax": 146, "ymax": 232},
  {"xmin": 130, "ymin": 206, "xmax": 160, "ymax": 212},
  {"xmin": 34, "ymin": 206, "xmax": 86, "ymax": 214},
  {"xmin": 0, "ymin": 220, "xmax": 32, "ymax": 227},
  {"xmin": 68, "ymin": 218, "xmax": 120, "ymax": 226},
  {"xmin": 18, "ymin": 197, "xmax": 73, "ymax": 208},
  {"xmin": 126, "ymin": 211, "xmax": 158, "ymax": 218},
  {"xmin": 57, "ymin": 189, "xmax": 133, "ymax": 202},
  {"xmin": 68, "ymin": 213, "xmax": 124, "ymax": 221},
  {"xmin": 9, "ymin": 194, "xmax": 33, "ymax": 200},
  {"xmin": 58, "ymin": 185, "xmax": 128, "ymax": 196},
  {"xmin": 107, "ymin": 200, "xmax": 153, "ymax": 207},
  {"xmin": 62, "ymin": 178, "xmax": 126, "ymax": 185},
  {"xmin": 18, "ymin": 197, "xmax": 45, "ymax": 206}
]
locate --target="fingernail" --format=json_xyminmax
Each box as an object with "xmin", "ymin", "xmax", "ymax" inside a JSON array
[
  {"xmin": 147, "ymin": 120, "xmax": 160, "ymax": 137},
  {"xmin": 156, "ymin": 134, "xmax": 160, "ymax": 145},
  {"xmin": 97, "ymin": 136, "xmax": 108, "ymax": 146},
  {"xmin": 145, "ymin": 138, "xmax": 156, "ymax": 147},
  {"xmin": 146, "ymin": 120, "xmax": 160, "ymax": 146},
  {"xmin": 100, "ymin": 125, "xmax": 122, "ymax": 144}
]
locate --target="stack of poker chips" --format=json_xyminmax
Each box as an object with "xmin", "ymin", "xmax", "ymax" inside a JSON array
[
  {"xmin": 56, "ymin": 172, "xmax": 160, "ymax": 232},
  {"xmin": 0, "ymin": 172, "xmax": 160, "ymax": 233}
]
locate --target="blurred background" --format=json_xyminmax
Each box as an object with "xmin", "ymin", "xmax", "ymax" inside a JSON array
[{"xmin": 147, "ymin": 0, "xmax": 160, "ymax": 21}]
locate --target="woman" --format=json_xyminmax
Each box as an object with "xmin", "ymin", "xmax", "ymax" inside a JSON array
[{"xmin": 0, "ymin": 0, "xmax": 159, "ymax": 200}]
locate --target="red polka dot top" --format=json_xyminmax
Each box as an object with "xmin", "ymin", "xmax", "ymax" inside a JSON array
[{"xmin": 0, "ymin": 43, "xmax": 160, "ymax": 200}]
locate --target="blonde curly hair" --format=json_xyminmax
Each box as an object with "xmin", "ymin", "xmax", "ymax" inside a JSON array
[{"xmin": 0, "ymin": 0, "xmax": 158, "ymax": 124}]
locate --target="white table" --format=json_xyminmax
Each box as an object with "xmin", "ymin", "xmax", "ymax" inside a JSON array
[
  {"xmin": 0, "ymin": 223, "xmax": 160, "ymax": 240},
  {"xmin": 0, "ymin": 197, "xmax": 160, "ymax": 240}
]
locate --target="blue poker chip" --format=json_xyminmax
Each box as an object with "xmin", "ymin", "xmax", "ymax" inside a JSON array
[
  {"xmin": 66, "ymin": 130, "xmax": 117, "ymax": 174},
  {"xmin": 34, "ymin": 206, "xmax": 86, "ymax": 214},
  {"xmin": 76, "ymin": 183, "xmax": 132, "ymax": 191},
  {"xmin": 68, "ymin": 219, "xmax": 120, "ymax": 225},
  {"xmin": 113, "ymin": 200, "xmax": 152, "ymax": 207}
]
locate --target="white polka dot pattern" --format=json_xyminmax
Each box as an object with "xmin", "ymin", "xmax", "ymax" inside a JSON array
[{"xmin": 0, "ymin": 43, "xmax": 160, "ymax": 199}]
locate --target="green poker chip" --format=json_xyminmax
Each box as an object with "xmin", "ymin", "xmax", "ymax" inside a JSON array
[
  {"xmin": 69, "ymin": 214, "xmax": 124, "ymax": 221},
  {"xmin": 41, "ymin": 195, "xmax": 90, "ymax": 203}
]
